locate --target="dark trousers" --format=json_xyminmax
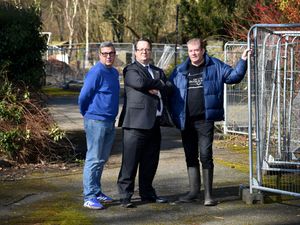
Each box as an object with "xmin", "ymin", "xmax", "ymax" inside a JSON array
[
  {"xmin": 117, "ymin": 120, "xmax": 161, "ymax": 199},
  {"xmin": 181, "ymin": 120, "xmax": 214, "ymax": 169}
]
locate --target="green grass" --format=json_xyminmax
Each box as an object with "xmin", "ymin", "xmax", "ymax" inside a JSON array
[
  {"xmin": 214, "ymin": 158, "xmax": 249, "ymax": 173},
  {"xmin": 42, "ymin": 87, "xmax": 80, "ymax": 97}
]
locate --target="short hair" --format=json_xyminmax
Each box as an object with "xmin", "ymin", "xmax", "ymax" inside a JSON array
[
  {"xmin": 134, "ymin": 38, "xmax": 152, "ymax": 51},
  {"xmin": 187, "ymin": 38, "xmax": 207, "ymax": 50},
  {"xmin": 99, "ymin": 41, "xmax": 115, "ymax": 52}
]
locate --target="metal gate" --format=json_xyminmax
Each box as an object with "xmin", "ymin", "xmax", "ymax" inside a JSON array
[
  {"xmin": 224, "ymin": 42, "xmax": 248, "ymax": 135},
  {"xmin": 247, "ymin": 24, "xmax": 300, "ymax": 198}
]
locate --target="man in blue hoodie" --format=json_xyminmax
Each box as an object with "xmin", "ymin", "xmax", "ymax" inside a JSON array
[
  {"xmin": 78, "ymin": 42, "xmax": 120, "ymax": 210},
  {"xmin": 169, "ymin": 38, "xmax": 250, "ymax": 206}
]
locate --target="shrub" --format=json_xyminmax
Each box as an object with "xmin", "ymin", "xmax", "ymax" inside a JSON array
[
  {"xmin": 0, "ymin": 3, "xmax": 73, "ymax": 163},
  {"xmin": 0, "ymin": 67, "xmax": 73, "ymax": 163},
  {"xmin": 0, "ymin": 2, "xmax": 47, "ymax": 88}
]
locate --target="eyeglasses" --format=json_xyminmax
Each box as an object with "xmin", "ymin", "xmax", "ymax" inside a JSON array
[
  {"xmin": 101, "ymin": 51, "xmax": 116, "ymax": 57},
  {"xmin": 136, "ymin": 48, "xmax": 151, "ymax": 52}
]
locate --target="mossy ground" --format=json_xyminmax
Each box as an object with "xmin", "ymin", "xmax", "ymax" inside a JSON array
[
  {"xmin": 1, "ymin": 130, "xmax": 299, "ymax": 224},
  {"xmin": 214, "ymin": 134, "xmax": 250, "ymax": 173},
  {"xmin": 0, "ymin": 169, "xmax": 93, "ymax": 225},
  {"xmin": 5, "ymin": 196, "xmax": 93, "ymax": 225}
]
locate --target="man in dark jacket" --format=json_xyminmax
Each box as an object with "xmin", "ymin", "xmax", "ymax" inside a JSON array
[
  {"xmin": 169, "ymin": 38, "xmax": 250, "ymax": 206},
  {"xmin": 117, "ymin": 38, "xmax": 170, "ymax": 208}
]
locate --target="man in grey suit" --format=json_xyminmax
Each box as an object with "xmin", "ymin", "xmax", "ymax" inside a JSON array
[{"xmin": 117, "ymin": 38, "xmax": 170, "ymax": 208}]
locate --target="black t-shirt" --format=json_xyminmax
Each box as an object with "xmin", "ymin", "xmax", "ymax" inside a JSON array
[{"xmin": 187, "ymin": 63, "xmax": 205, "ymax": 121}]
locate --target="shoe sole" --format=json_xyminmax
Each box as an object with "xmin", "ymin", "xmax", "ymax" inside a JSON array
[
  {"xmin": 178, "ymin": 197, "xmax": 197, "ymax": 203},
  {"xmin": 121, "ymin": 203, "xmax": 135, "ymax": 208},
  {"xmin": 83, "ymin": 204, "xmax": 105, "ymax": 210},
  {"xmin": 204, "ymin": 201, "xmax": 218, "ymax": 206},
  {"xmin": 141, "ymin": 198, "xmax": 168, "ymax": 203}
]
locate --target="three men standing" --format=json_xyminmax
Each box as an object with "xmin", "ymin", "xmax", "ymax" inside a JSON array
[{"xmin": 78, "ymin": 38, "xmax": 250, "ymax": 209}]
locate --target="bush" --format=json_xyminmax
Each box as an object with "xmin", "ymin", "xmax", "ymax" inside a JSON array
[
  {"xmin": 0, "ymin": 66, "xmax": 74, "ymax": 163},
  {"xmin": 0, "ymin": 3, "xmax": 72, "ymax": 163},
  {"xmin": 0, "ymin": 2, "xmax": 47, "ymax": 88}
]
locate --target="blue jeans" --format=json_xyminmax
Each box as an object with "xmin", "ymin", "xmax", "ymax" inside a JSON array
[{"xmin": 83, "ymin": 118, "xmax": 115, "ymax": 201}]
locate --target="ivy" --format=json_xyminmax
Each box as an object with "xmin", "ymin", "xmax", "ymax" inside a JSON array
[
  {"xmin": 0, "ymin": 129, "xmax": 23, "ymax": 157},
  {"xmin": 49, "ymin": 124, "xmax": 65, "ymax": 142},
  {"xmin": 0, "ymin": 101, "xmax": 23, "ymax": 124}
]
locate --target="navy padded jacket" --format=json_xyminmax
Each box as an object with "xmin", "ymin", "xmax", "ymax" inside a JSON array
[{"xmin": 169, "ymin": 53, "xmax": 247, "ymax": 130}]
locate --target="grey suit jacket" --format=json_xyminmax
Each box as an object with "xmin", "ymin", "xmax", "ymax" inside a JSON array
[{"xmin": 118, "ymin": 61, "xmax": 172, "ymax": 129}]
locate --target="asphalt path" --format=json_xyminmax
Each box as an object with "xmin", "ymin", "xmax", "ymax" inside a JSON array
[{"xmin": 0, "ymin": 95, "xmax": 299, "ymax": 225}]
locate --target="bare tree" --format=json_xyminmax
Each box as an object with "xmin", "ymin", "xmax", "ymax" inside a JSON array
[
  {"xmin": 47, "ymin": 1, "xmax": 65, "ymax": 41},
  {"xmin": 82, "ymin": 0, "xmax": 91, "ymax": 68},
  {"xmin": 64, "ymin": 0, "xmax": 79, "ymax": 62}
]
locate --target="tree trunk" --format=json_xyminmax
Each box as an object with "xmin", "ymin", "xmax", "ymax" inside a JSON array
[
  {"xmin": 83, "ymin": 0, "xmax": 91, "ymax": 69},
  {"xmin": 64, "ymin": 0, "xmax": 79, "ymax": 64}
]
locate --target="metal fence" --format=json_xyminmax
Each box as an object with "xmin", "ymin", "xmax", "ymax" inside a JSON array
[
  {"xmin": 44, "ymin": 41, "xmax": 250, "ymax": 131},
  {"xmin": 45, "ymin": 41, "xmax": 254, "ymax": 132},
  {"xmin": 43, "ymin": 42, "xmax": 227, "ymax": 86},
  {"xmin": 44, "ymin": 43, "xmax": 189, "ymax": 86},
  {"xmin": 247, "ymin": 24, "xmax": 300, "ymax": 199},
  {"xmin": 223, "ymin": 42, "xmax": 248, "ymax": 135},
  {"xmin": 45, "ymin": 41, "xmax": 250, "ymax": 131}
]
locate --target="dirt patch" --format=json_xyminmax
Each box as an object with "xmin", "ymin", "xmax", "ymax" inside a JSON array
[{"xmin": 0, "ymin": 161, "xmax": 82, "ymax": 181}]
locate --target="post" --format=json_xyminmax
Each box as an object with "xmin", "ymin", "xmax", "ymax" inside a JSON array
[{"xmin": 174, "ymin": 4, "xmax": 179, "ymax": 65}]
